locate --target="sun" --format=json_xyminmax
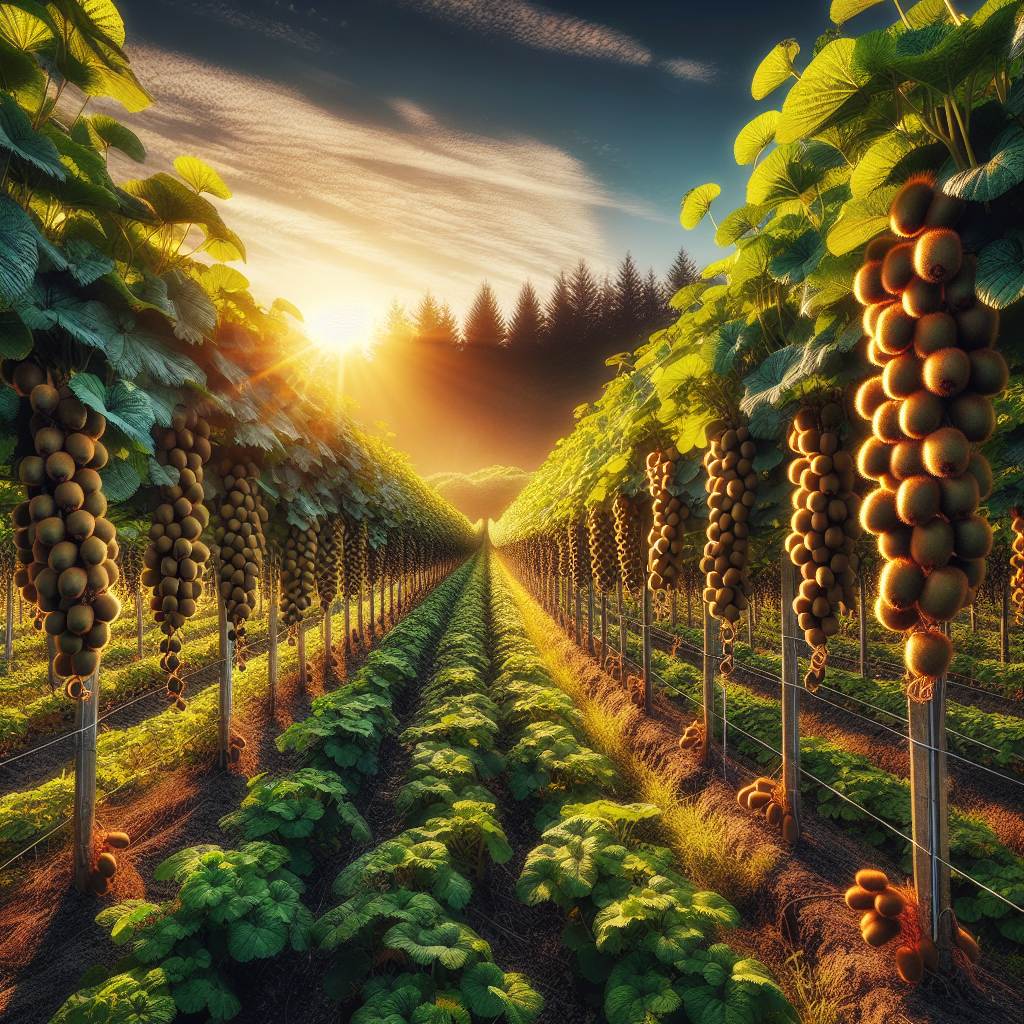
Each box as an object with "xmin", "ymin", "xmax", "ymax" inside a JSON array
[{"xmin": 305, "ymin": 304, "xmax": 374, "ymax": 356}]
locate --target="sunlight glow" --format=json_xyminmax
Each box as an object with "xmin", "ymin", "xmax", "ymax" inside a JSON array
[{"xmin": 306, "ymin": 305, "xmax": 374, "ymax": 356}]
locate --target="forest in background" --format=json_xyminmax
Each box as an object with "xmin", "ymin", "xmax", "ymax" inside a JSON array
[
  {"xmin": 426, "ymin": 465, "xmax": 533, "ymax": 523},
  {"xmin": 339, "ymin": 250, "xmax": 700, "ymax": 476}
]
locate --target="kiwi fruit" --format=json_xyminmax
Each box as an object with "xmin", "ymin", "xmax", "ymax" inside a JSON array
[
  {"xmin": 12, "ymin": 361, "xmax": 46, "ymax": 396},
  {"xmin": 902, "ymin": 275, "xmax": 943, "ymax": 317},
  {"xmin": 37, "ymin": 517, "xmax": 66, "ymax": 547},
  {"xmin": 63, "ymin": 433, "xmax": 95, "ymax": 467},
  {"xmin": 64, "ymin": 510, "xmax": 95, "ymax": 541},
  {"xmin": 876, "ymin": 304, "xmax": 916, "ymax": 355},
  {"xmin": 896, "ymin": 476, "xmax": 940, "ymax": 525},
  {"xmin": 87, "ymin": 441, "xmax": 108, "ymax": 470},
  {"xmin": 875, "ymin": 595, "xmax": 919, "ymax": 631},
  {"xmin": 922, "ymin": 347, "xmax": 970, "ymax": 397},
  {"xmin": 19, "ymin": 456, "xmax": 46, "ymax": 486},
  {"xmin": 953, "ymin": 515, "xmax": 993, "ymax": 560},
  {"xmin": 92, "ymin": 518, "xmax": 116, "ymax": 544},
  {"xmin": 72, "ymin": 648, "xmax": 99, "ymax": 677},
  {"xmin": 855, "ymin": 377, "xmax": 887, "ymax": 420},
  {"xmin": 104, "ymin": 831, "xmax": 130, "ymax": 849},
  {"xmin": 890, "ymin": 175, "xmax": 934, "ymax": 237},
  {"xmin": 955, "ymin": 927, "xmax": 981, "ymax": 964},
  {"xmin": 912, "ymin": 311, "xmax": 957, "ymax": 356},
  {"xmin": 951, "ymin": 555, "xmax": 986, "ymax": 589},
  {"xmin": 84, "ymin": 621, "xmax": 110, "ymax": 650},
  {"xmin": 899, "ymin": 391, "xmax": 943, "ymax": 440},
  {"xmin": 881, "ymin": 557, "xmax": 925, "ymax": 608},
  {"xmin": 879, "ymin": 525, "xmax": 912, "ymax": 559},
  {"xmin": 58, "ymin": 567, "xmax": 88, "ymax": 600},
  {"xmin": 968, "ymin": 349, "xmax": 1009, "ymax": 396},
  {"xmin": 906, "ymin": 628, "xmax": 953, "ymax": 677},
  {"xmin": 950, "ymin": 392, "xmax": 995, "ymax": 443},
  {"xmin": 92, "ymin": 593, "xmax": 120, "ymax": 623},
  {"xmin": 66, "ymin": 604, "xmax": 95, "ymax": 635},
  {"xmin": 48, "ymin": 541, "xmax": 78, "ymax": 573},
  {"xmin": 57, "ymin": 632, "xmax": 83, "ymax": 655},
  {"xmin": 916, "ymin": 935, "xmax": 939, "ymax": 972},
  {"xmin": 83, "ymin": 491, "xmax": 107, "ymax": 518},
  {"xmin": 918, "ymin": 565, "xmax": 968, "ymax": 621},
  {"xmin": 845, "ymin": 885, "xmax": 878, "ymax": 911},
  {"xmin": 74, "ymin": 468, "xmax": 102, "ymax": 495},
  {"xmin": 874, "ymin": 888, "xmax": 906, "ymax": 918},
  {"xmin": 924, "ymin": 191, "xmax": 965, "ymax": 229},
  {"xmin": 882, "ymin": 354, "xmax": 921, "ymax": 399},
  {"xmin": 944, "ymin": 254, "xmax": 977, "ymax": 311},
  {"xmin": 866, "ymin": 234, "xmax": 900, "ymax": 261},
  {"xmin": 954, "ymin": 301, "xmax": 999, "ymax": 350},
  {"xmin": 896, "ymin": 945, "xmax": 925, "ymax": 984},
  {"xmin": 83, "ymin": 407, "xmax": 106, "ymax": 440},
  {"xmin": 96, "ymin": 851, "xmax": 118, "ymax": 878},
  {"xmin": 53, "ymin": 481, "xmax": 85, "ymax": 513},
  {"xmin": 863, "ymin": 301, "xmax": 893, "ymax": 336},
  {"xmin": 873, "ymin": 401, "xmax": 906, "ymax": 443},
  {"xmin": 862, "ymin": 488, "xmax": 902, "ymax": 535},
  {"xmin": 911, "ymin": 518, "xmax": 954, "ymax": 569},
  {"xmin": 967, "ymin": 452, "xmax": 993, "ymax": 500},
  {"xmin": 922, "ymin": 427, "xmax": 970, "ymax": 477},
  {"xmin": 881, "ymin": 243, "xmax": 916, "ymax": 294},
  {"xmin": 913, "ymin": 227, "xmax": 961, "ymax": 283},
  {"xmin": 34, "ymin": 427, "xmax": 65, "ymax": 458},
  {"xmin": 857, "ymin": 436, "xmax": 891, "ymax": 479},
  {"xmin": 79, "ymin": 536, "xmax": 107, "ymax": 566},
  {"xmin": 890, "ymin": 441, "xmax": 925, "ymax": 480},
  {"xmin": 854, "ymin": 261, "xmax": 889, "ymax": 305}
]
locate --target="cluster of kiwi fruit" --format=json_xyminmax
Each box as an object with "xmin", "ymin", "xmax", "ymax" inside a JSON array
[
  {"xmin": 88, "ymin": 829, "xmax": 131, "ymax": 895},
  {"xmin": 784, "ymin": 404, "xmax": 862, "ymax": 689},
  {"xmin": 10, "ymin": 362, "xmax": 120, "ymax": 693},
  {"xmin": 678, "ymin": 720, "xmax": 704, "ymax": 751},
  {"xmin": 853, "ymin": 174, "xmax": 1007, "ymax": 690},
  {"xmin": 281, "ymin": 521, "xmax": 319, "ymax": 632},
  {"xmin": 700, "ymin": 421, "xmax": 757, "ymax": 626},
  {"xmin": 211, "ymin": 456, "xmax": 268, "ymax": 665},
  {"xmin": 587, "ymin": 508, "xmax": 619, "ymax": 594},
  {"xmin": 316, "ymin": 515, "xmax": 343, "ymax": 615},
  {"xmin": 1011, "ymin": 507, "xmax": 1024, "ymax": 621},
  {"xmin": 736, "ymin": 776, "xmax": 798, "ymax": 844},
  {"xmin": 567, "ymin": 518, "xmax": 591, "ymax": 588},
  {"xmin": 338, "ymin": 515, "xmax": 361, "ymax": 641},
  {"xmin": 645, "ymin": 446, "xmax": 691, "ymax": 591},
  {"xmin": 142, "ymin": 409, "xmax": 212, "ymax": 707},
  {"xmin": 613, "ymin": 494, "xmax": 645, "ymax": 596}
]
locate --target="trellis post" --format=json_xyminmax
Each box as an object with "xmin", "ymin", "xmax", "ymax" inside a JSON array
[
  {"xmin": 859, "ymin": 575, "xmax": 868, "ymax": 678},
  {"xmin": 670, "ymin": 590, "xmax": 677, "ymax": 627},
  {"xmin": 4, "ymin": 576, "xmax": 12, "ymax": 664},
  {"xmin": 217, "ymin": 588, "xmax": 233, "ymax": 767},
  {"xmin": 600, "ymin": 592, "xmax": 607, "ymax": 667},
  {"xmin": 617, "ymin": 581, "xmax": 626, "ymax": 682},
  {"xmin": 297, "ymin": 615, "xmax": 307, "ymax": 695},
  {"xmin": 780, "ymin": 552, "xmax": 802, "ymax": 836},
  {"xmin": 72, "ymin": 665, "xmax": 100, "ymax": 892},
  {"xmin": 702, "ymin": 601, "xmax": 716, "ymax": 762},
  {"xmin": 268, "ymin": 564, "xmax": 279, "ymax": 718},
  {"xmin": 587, "ymin": 581, "xmax": 595, "ymax": 656},
  {"xmin": 1000, "ymin": 583, "xmax": 1009, "ymax": 664},
  {"xmin": 642, "ymin": 584, "xmax": 652, "ymax": 715}
]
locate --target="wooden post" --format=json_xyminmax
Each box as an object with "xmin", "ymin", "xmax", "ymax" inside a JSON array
[
  {"xmin": 859, "ymin": 575, "xmax": 868, "ymax": 678},
  {"xmin": 909, "ymin": 624, "xmax": 952, "ymax": 966},
  {"xmin": 780, "ymin": 552, "xmax": 802, "ymax": 836},
  {"xmin": 323, "ymin": 602, "xmax": 332, "ymax": 681},
  {"xmin": 642, "ymin": 585, "xmax": 652, "ymax": 715},
  {"xmin": 344, "ymin": 591, "xmax": 351, "ymax": 656},
  {"xmin": 268, "ymin": 565, "xmax": 279, "ymax": 719},
  {"xmin": 72, "ymin": 665, "xmax": 100, "ymax": 892},
  {"xmin": 686, "ymin": 569, "xmax": 693, "ymax": 629},
  {"xmin": 297, "ymin": 615, "xmax": 307, "ymax": 695},
  {"xmin": 702, "ymin": 601, "xmax": 716, "ymax": 762},
  {"xmin": 618, "ymin": 581, "xmax": 626, "ymax": 682},
  {"xmin": 587, "ymin": 582, "xmax": 595, "ymax": 656},
  {"xmin": 1000, "ymin": 583, "xmax": 1009, "ymax": 664},
  {"xmin": 47, "ymin": 632, "xmax": 56, "ymax": 691},
  {"xmin": 135, "ymin": 589, "xmax": 144, "ymax": 660},
  {"xmin": 217, "ymin": 589, "xmax": 232, "ymax": 767},
  {"xmin": 357, "ymin": 585, "xmax": 364, "ymax": 647},
  {"xmin": 369, "ymin": 572, "xmax": 375, "ymax": 640},
  {"xmin": 4, "ymin": 575, "xmax": 12, "ymax": 664},
  {"xmin": 600, "ymin": 592, "xmax": 607, "ymax": 668},
  {"xmin": 574, "ymin": 584, "xmax": 582, "ymax": 646},
  {"xmin": 670, "ymin": 590, "xmax": 677, "ymax": 627}
]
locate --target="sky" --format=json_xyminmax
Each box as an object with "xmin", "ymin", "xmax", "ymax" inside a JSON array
[{"xmin": 104, "ymin": 0, "xmax": 903, "ymax": 349}]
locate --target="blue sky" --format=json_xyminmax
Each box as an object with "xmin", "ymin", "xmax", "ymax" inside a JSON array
[{"xmin": 107, "ymin": 0, "xmax": 902, "ymax": 346}]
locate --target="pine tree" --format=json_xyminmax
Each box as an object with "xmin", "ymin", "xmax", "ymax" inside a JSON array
[
  {"xmin": 665, "ymin": 247, "xmax": 700, "ymax": 296},
  {"xmin": 437, "ymin": 301, "xmax": 462, "ymax": 346},
  {"xmin": 373, "ymin": 297, "xmax": 414, "ymax": 347},
  {"xmin": 506, "ymin": 281, "xmax": 546, "ymax": 346},
  {"xmin": 412, "ymin": 290, "xmax": 444, "ymax": 343},
  {"xmin": 463, "ymin": 282, "xmax": 506, "ymax": 346},
  {"xmin": 568, "ymin": 259, "xmax": 601, "ymax": 342},
  {"xmin": 611, "ymin": 252, "xmax": 643, "ymax": 337},
  {"xmin": 543, "ymin": 271, "xmax": 574, "ymax": 347},
  {"xmin": 640, "ymin": 268, "xmax": 672, "ymax": 328}
]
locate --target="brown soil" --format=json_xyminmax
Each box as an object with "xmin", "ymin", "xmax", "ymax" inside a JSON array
[{"xmin": 520, "ymin": 590, "xmax": 1022, "ymax": 1024}]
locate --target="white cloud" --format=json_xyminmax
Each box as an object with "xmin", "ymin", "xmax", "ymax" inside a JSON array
[
  {"xmin": 98, "ymin": 46, "xmax": 653, "ymax": 328},
  {"xmin": 660, "ymin": 57, "xmax": 716, "ymax": 83}
]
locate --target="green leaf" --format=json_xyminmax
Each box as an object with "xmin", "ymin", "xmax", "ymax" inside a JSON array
[
  {"xmin": 830, "ymin": 0, "xmax": 885, "ymax": 23},
  {"xmin": 850, "ymin": 127, "xmax": 928, "ymax": 198},
  {"xmin": 827, "ymin": 186, "xmax": 897, "ymax": 255},
  {"xmin": 202, "ymin": 263, "xmax": 250, "ymax": 293},
  {"xmin": 0, "ymin": 310, "xmax": 33, "ymax": 359},
  {"xmin": 69, "ymin": 374, "xmax": 156, "ymax": 450},
  {"xmin": 943, "ymin": 124, "xmax": 1024, "ymax": 201},
  {"xmin": 100, "ymin": 456, "xmax": 142, "ymax": 501},
  {"xmin": 89, "ymin": 113, "xmax": 146, "ymax": 162},
  {"xmin": 0, "ymin": 2, "xmax": 56, "ymax": 51},
  {"xmin": 459, "ymin": 962, "xmax": 506, "ymax": 1018},
  {"xmin": 746, "ymin": 143, "xmax": 826, "ymax": 207},
  {"xmin": 751, "ymin": 39, "xmax": 799, "ymax": 101},
  {"xmin": 65, "ymin": 238, "xmax": 114, "ymax": 285},
  {"xmin": 976, "ymin": 228, "xmax": 1024, "ymax": 309},
  {"xmin": 740, "ymin": 345, "xmax": 802, "ymax": 413},
  {"xmin": 0, "ymin": 91, "xmax": 65, "ymax": 177},
  {"xmin": 175, "ymin": 154, "xmax": 232, "ymax": 198},
  {"xmin": 0, "ymin": 193, "xmax": 38, "ymax": 301},
  {"xmin": 714, "ymin": 204, "xmax": 768, "ymax": 247},
  {"xmin": 271, "ymin": 296, "xmax": 304, "ymax": 322},
  {"xmin": 769, "ymin": 229, "xmax": 826, "ymax": 284},
  {"xmin": 776, "ymin": 38, "xmax": 868, "ymax": 144},
  {"xmin": 680, "ymin": 184, "xmax": 721, "ymax": 229},
  {"xmin": 734, "ymin": 111, "xmax": 779, "ymax": 165}
]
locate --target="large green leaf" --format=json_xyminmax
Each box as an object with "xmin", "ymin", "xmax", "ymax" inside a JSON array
[
  {"xmin": 733, "ymin": 111, "xmax": 779, "ymax": 165},
  {"xmin": 746, "ymin": 143, "xmax": 827, "ymax": 207},
  {"xmin": 680, "ymin": 184, "xmax": 721, "ymax": 229},
  {"xmin": 65, "ymin": 238, "xmax": 114, "ymax": 285},
  {"xmin": 0, "ymin": 91, "xmax": 64, "ymax": 177},
  {"xmin": 740, "ymin": 344, "xmax": 803, "ymax": 413},
  {"xmin": 830, "ymin": 0, "xmax": 885, "ymax": 23},
  {"xmin": 975, "ymin": 228, "xmax": 1024, "ymax": 309},
  {"xmin": 99, "ymin": 456, "xmax": 141, "ymax": 501},
  {"xmin": 943, "ymin": 124, "xmax": 1024, "ymax": 201},
  {"xmin": 776, "ymin": 38, "xmax": 868, "ymax": 144},
  {"xmin": 0, "ymin": 310, "xmax": 33, "ymax": 358},
  {"xmin": 174, "ymin": 155, "xmax": 232, "ymax": 199},
  {"xmin": 714, "ymin": 204, "xmax": 769, "ymax": 247},
  {"xmin": 0, "ymin": 2, "xmax": 56, "ymax": 51},
  {"xmin": 89, "ymin": 113, "xmax": 146, "ymax": 162},
  {"xmin": 769, "ymin": 229, "xmax": 826, "ymax": 284},
  {"xmin": 68, "ymin": 373, "xmax": 156, "ymax": 450},
  {"xmin": 850, "ymin": 126, "xmax": 927, "ymax": 198},
  {"xmin": 0, "ymin": 193, "xmax": 38, "ymax": 301},
  {"xmin": 826, "ymin": 186, "xmax": 897, "ymax": 254},
  {"xmin": 751, "ymin": 40, "xmax": 799, "ymax": 101}
]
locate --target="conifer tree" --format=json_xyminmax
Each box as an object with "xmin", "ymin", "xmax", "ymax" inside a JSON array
[
  {"xmin": 437, "ymin": 301, "xmax": 462, "ymax": 346},
  {"xmin": 412, "ymin": 290, "xmax": 444, "ymax": 343},
  {"xmin": 543, "ymin": 271, "xmax": 574, "ymax": 348},
  {"xmin": 374, "ymin": 297, "xmax": 414, "ymax": 347},
  {"xmin": 463, "ymin": 282, "xmax": 506, "ymax": 346},
  {"xmin": 506, "ymin": 281, "xmax": 546, "ymax": 346},
  {"xmin": 568, "ymin": 259, "xmax": 601, "ymax": 342},
  {"xmin": 640, "ymin": 267, "xmax": 672, "ymax": 328},
  {"xmin": 665, "ymin": 247, "xmax": 700, "ymax": 295},
  {"xmin": 611, "ymin": 252, "xmax": 643, "ymax": 337}
]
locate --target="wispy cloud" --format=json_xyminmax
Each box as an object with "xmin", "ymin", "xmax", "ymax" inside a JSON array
[
  {"xmin": 660, "ymin": 57, "xmax": 717, "ymax": 83},
  {"xmin": 99, "ymin": 46, "xmax": 646, "ymax": 326}
]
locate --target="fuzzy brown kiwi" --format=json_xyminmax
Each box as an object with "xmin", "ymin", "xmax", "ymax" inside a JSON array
[
  {"xmin": 966, "ymin": 452, "xmax": 993, "ymax": 501},
  {"xmin": 856, "ymin": 869, "xmax": 890, "ymax": 892},
  {"xmin": 92, "ymin": 593, "xmax": 120, "ymax": 623},
  {"xmin": 104, "ymin": 831, "xmax": 130, "ymax": 849},
  {"xmin": 896, "ymin": 393, "xmax": 939, "ymax": 440},
  {"xmin": 854, "ymin": 261, "xmax": 889, "ymax": 305},
  {"xmin": 922, "ymin": 427, "xmax": 970, "ymax": 477},
  {"xmin": 896, "ymin": 945, "xmax": 925, "ymax": 984},
  {"xmin": 921, "ymin": 347, "xmax": 970, "ymax": 397},
  {"xmin": 92, "ymin": 517, "xmax": 116, "ymax": 544},
  {"xmin": 924, "ymin": 191, "xmax": 966, "ymax": 229},
  {"xmin": 72, "ymin": 648, "xmax": 99, "ymax": 677},
  {"xmin": 943, "ymin": 254, "xmax": 977, "ymax": 311},
  {"xmin": 87, "ymin": 441, "xmax": 108, "ymax": 470},
  {"xmin": 881, "ymin": 243, "xmax": 916, "ymax": 294},
  {"xmin": 890, "ymin": 441, "xmax": 925, "ymax": 480},
  {"xmin": 879, "ymin": 525, "xmax": 912, "ymax": 559},
  {"xmin": 906, "ymin": 628, "xmax": 953, "ymax": 677},
  {"xmin": 910, "ymin": 517, "xmax": 954, "ymax": 569},
  {"xmin": 949, "ymin": 392, "xmax": 995, "ymax": 443},
  {"xmin": 912, "ymin": 311, "xmax": 957, "ymax": 356},
  {"xmin": 918, "ymin": 565, "xmax": 968, "ymax": 621},
  {"xmin": 874, "ymin": 888, "xmax": 906, "ymax": 918},
  {"xmin": 863, "ymin": 300, "xmax": 893, "ymax": 336},
  {"xmin": 873, "ymin": 401, "xmax": 906, "ymax": 444},
  {"xmin": 48, "ymin": 541, "xmax": 78, "ymax": 573},
  {"xmin": 882, "ymin": 354, "xmax": 921, "ymax": 400},
  {"xmin": 64, "ymin": 510, "xmax": 95, "ymax": 542},
  {"xmin": 913, "ymin": 227, "xmax": 961, "ymax": 283},
  {"xmin": 58, "ymin": 566, "xmax": 88, "ymax": 600},
  {"xmin": 896, "ymin": 476, "xmax": 940, "ymax": 525},
  {"xmin": 955, "ymin": 928, "xmax": 981, "ymax": 964},
  {"xmin": 36, "ymin": 516, "xmax": 65, "ymax": 547},
  {"xmin": 953, "ymin": 515, "xmax": 992, "ymax": 561},
  {"xmin": 880, "ymin": 557, "xmax": 925, "ymax": 609},
  {"xmin": 66, "ymin": 604, "xmax": 95, "ymax": 635},
  {"xmin": 875, "ymin": 595, "xmax": 919, "ymax": 631},
  {"xmin": 34, "ymin": 427, "xmax": 65, "ymax": 458},
  {"xmin": 84, "ymin": 621, "xmax": 110, "ymax": 650},
  {"xmin": 82, "ymin": 407, "xmax": 105, "ymax": 440},
  {"xmin": 954, "ymin": 301, "xmax": 999, "ymax": 350},
  {"xmin": 46, "ymin": 451, "xmax": 76, "ymax": 483},
  {"xmin": 857, "ymin": 437, "xmax": 891, "ymax": 479},
  {"xmin": 968, "ymin": 349, "xmax": 1009, "ymax": 396},
  {"xmin": 63, "ymin": 433, "xmax": 95, "ymax": 467},
  {"xmin": 875, "ymin": 304, "xmax": 916, "ymax": 355},
  {"xmin": 902, "ymin": 275, "xmax": 944, "ymax": 317},
  {"xmin": 916, "ymin": 936, "xmax": 939, "ymax": 972},
  {"xmin": 951, "ymin": 555, "xmax": 985, "ymax": 589},
  {"xmin": 845, "ymin": 885, "xmax": 878, "ymax": 911},
  {"xmin": 866, "ymin": 234, "xmax": 900, "ymax": 261},
  {"xmin": 891, "ymin": 175, "xmax": 935, "ymax": 237},
  {"xmin": 57, "ymin": 631, "xmax": 83, "ymax": 656},
  {"xmin": 18, "ymin": 455, "xmax": 46, "ymax": 486},
  {"xmin": 57, "ymin": 395, "xmax": 87, "ymax": 430},
  {"xmin": 11, "ymin": 361, "xmax": 45, "ymax": 396}
]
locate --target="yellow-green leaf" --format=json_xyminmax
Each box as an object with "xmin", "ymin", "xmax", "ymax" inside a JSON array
[
  {"xmin": 751, "ymin": 39, "xmax": 799, "ymax": 101},
  {"xmin": 829, "ymin": 0, "xmax": 885, "ymax": 24},
  {"xmin": 201, "ymin": 263, "xmax": 249, "ymax": 293},
  {"xmin": 734, "ymin": 111, "xmax": 779, "ymax": 165},
  {"xmin": 680, "ymin": 183, "xmax": 721, "ymax": 229},
  {"xmin": 0, "ymin": 3, "xmax": 53, "ymax": 51},
  {"xmin": 271, "ymin": 297, "xmax": 304, "ymax": 322},
  {"xmin": 174, "ymin": 155, "xmax": 232, "ymax": 199}
]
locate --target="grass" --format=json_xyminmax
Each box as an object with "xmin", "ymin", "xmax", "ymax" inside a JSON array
[{"xmin": 776, "ymin": 950, "xmax": 853, "ymax": 1024}]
